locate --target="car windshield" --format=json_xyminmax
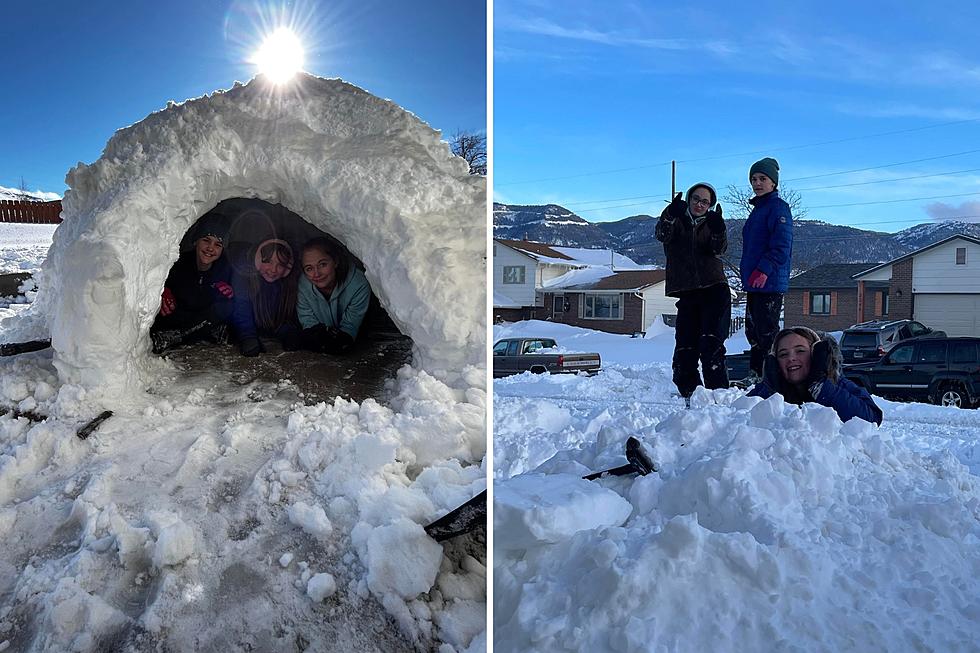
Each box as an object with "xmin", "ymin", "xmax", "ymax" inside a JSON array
[{"xmin": 842, "ymin": 332, "xmax": 878, "ymax": 347}]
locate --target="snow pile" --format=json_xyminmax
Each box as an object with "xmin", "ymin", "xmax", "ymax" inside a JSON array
[
  {"xmin": 25, "ymin": 73, "xmax": 484, "ymax": 395},
  {"xmin": 0, "ymin": 351, "xmax": 486, "ymax": 651},
  {"xmin": 494, "ymin": 321, "xmax": 980, "ymax": 652}
]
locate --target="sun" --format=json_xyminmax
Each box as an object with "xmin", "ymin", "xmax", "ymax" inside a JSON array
[{"xmin": 251, "ymin": 27, "xmax": 305, "ymax": 84}]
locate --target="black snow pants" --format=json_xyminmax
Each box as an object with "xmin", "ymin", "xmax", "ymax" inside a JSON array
[
  {"xmin": 746, "ymin": 291, "xmax": 783, "ymax": 376},
  {"xmin": 672, "ymin": 283, "xmax": 731, "ymax": 398}
]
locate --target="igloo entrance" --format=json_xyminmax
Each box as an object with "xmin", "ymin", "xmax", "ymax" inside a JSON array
[
  {"xmin": 37, "ymin": 75, "xmax": 485, "ymax": 398},
  {"xmin": 155, "ymin": 198, "xmax": 411, "ymax": 403}
]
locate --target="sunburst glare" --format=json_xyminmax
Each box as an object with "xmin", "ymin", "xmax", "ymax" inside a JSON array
[{"xmin": 251, "ymin": 27, "xmax": 305, "ymax": 84}]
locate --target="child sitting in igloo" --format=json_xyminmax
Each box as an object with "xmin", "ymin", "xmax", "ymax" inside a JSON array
[
  {"xmin": 150, "ymin": 214, "xmax": 235, "ymax": 354},
  {"xmin": 229, "ymin": 235, "xmax": 303, "ymax": 357},
  {"xmin": 295, "ymin": 237, "xmax": 371, "ymax": 354}
]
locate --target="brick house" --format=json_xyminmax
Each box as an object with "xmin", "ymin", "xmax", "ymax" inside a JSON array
[
  {"xmin": 852, "ymin": 234, "xmax": 980, "ymax": 336},
  {"xmin": 785, "ymin": 263, "xmax": 885, "ymax": 332},
  {"xmin": 541, "ymin": 269, "xmax": 670, "ymax": 335}
]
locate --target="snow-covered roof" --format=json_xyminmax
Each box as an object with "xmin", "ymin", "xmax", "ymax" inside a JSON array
[
  {"xmin": 550, "ymin": 268, "xmax": 666, "ymax": 291},
  {"xmin": 33, "ymin": 74, "xmax": 485, "ymax": 394},
  {"xmin": 495, "ymin": 238, "xmax": 578, "ymax": 263},
  {"xmin": 551, "ymin": 246, "xmax": 640, "ymax": 269},
  {"xmin": 493, "ymin": 291, "xmax": 523, "ymax": 308}
]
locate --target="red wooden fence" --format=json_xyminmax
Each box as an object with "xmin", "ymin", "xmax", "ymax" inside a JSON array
[{"xmin": 0, "ymin": 199, "xmax": 63, "ymax": 224}]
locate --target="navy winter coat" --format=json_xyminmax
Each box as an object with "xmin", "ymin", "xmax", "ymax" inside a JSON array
[
  {"xmin": 748, "ymin": 376, "xmax": 883, "ymax": 425},
  {"xmin": 740, "ymin": 191, "xmax": 793, "ymax": 293}
]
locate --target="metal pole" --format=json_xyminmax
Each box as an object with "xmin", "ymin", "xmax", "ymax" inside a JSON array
[{"xmin": 671, "ymin": 160, "xmax": 676, "ymax": 198}]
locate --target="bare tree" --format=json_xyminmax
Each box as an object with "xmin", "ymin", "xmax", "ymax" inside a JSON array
[
  {"xmin": 450, "ymin": 130, "xmax": 487, "ymax": 176},
  {"xmin": 723, "ymin": 184, "xmax": 807, "ymax": 220}
]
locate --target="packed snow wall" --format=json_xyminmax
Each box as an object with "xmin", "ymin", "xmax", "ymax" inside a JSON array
[{"xmin": 37, "ymin": 74, "xmax": 486, "ymax": 392}]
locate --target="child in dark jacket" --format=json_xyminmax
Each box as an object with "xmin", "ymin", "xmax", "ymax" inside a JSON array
[
  {"xmin": 230, "ymin": 237, "xmax": 302, "ymax": 357},
  {"xmin": 748, "ymin": 326, "xmax": 883, "ymax": 425},
  {"xmin": 150, "ymin": 214, "xmax": 234, "ymax": 354},
  {"xmin": 656, "ymin": 182, "xmax": 731, "ymax": 400}
]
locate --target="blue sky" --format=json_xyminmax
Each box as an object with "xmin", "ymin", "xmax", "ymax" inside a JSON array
[
  {"xmin": 494, "ymin": 1, "xmax": 980, "ymax": 233},
  {"xmin": 0, "ymin": 0, "xmax": 486, "ymax": 195}
]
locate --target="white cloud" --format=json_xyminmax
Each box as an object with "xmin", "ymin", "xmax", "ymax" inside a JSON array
[{"xmin": 924, "ymin": 201, "xmax": 980, "ymax": 222}]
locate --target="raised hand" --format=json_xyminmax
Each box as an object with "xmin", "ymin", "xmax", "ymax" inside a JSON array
[{"xmin": 160, "ymin": 287, "xmax": 176, "ymax": 316}]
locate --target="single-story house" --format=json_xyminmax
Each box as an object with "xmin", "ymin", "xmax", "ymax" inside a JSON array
[
  {"xmin": 785, "ymin": 263, "xmax": 886, "ymax": 332},
  {"xmin": 851, "ymin": 234, "xmax": 980, "ymax": 336},
  {"xmin": 540, "ymin": 268, "xmax": 670, "ymax": 335}
]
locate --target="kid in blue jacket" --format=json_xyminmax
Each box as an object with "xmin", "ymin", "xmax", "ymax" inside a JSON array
[
  {"xmin": 748, "ymin": 326, "xmax": 882, "ymax": 425},
  {"xmin": 740, "ymin": 157, "xmax": 794, "ymax": 377},
  {"xmin": 296, "ymin": 237, "xmax": 371, "ymax": 354}
]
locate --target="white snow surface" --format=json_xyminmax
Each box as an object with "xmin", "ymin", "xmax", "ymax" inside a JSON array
[
  {"xmin": 26, "ymin": 73, "xmax": 485, "ymax": 396},
  {"xmin": 494, "ymin": 319, "xmax": 980, "ymax": 652},
  {"xmin": 551, "ymin": 246, "xmax": 640, "ymax": 269},
  {"xmin": 0, "ymin": 186, "xmax": 61, "ymax": 203},
  {"xmin": 0, "ymin": 223, "xmax": 56, "ymax": 275},
  {"xmin": 0, "ymin": 77, "xmax": 486, "ymax": 652}
]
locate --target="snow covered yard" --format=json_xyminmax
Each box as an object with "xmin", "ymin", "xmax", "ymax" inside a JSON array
[{"xmin": 493, "ymin": 320, "xmax": 980, "ymax": 652}]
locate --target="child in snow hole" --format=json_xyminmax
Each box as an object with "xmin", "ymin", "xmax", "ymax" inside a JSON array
[
  {"xmin": 150, "ymin": 214, "xmax": 234, "ymax": 354},
  {"xmin": 295, "ymin": 237, "xmax": 371, "ymax": 354},
  {"xmin": 230, "ymin": 236, "xmax": 302, "ymax": 357},
  {"xmin": 748, "ymin": 326, "xmax": 882, "ymax": 425}
]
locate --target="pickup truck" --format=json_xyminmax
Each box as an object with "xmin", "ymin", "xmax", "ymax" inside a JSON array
[{"xmin": 492, "ymin": 337, "xmax": 601, "ymax": 378}]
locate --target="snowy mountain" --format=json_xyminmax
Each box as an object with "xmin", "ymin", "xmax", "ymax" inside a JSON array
[
  {"xmin": 493, "ymin": 203, "xmax": 617, "ymax": 248},
  {"xmin": 493, "ymin": 202, "xmax": 961, "ymax": 268},
  {"xmin": 0, "ymin": 185, "xmax": 61, "ymax": 202}
]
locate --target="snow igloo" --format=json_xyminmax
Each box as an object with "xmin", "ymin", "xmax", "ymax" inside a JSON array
[{"xmin": 38, "ymin": 74, "xmax": 486, "ymax": 394}]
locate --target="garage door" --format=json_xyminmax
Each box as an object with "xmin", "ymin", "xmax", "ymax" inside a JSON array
[{"xmin": 914, "ymin": 294, "xmax": 980, "ymax": 336}]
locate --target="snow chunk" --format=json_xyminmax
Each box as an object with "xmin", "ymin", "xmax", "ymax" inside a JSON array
[
  {"xmin": 287, "ymin": 501, "xmax": 333, "ymax": 539},
  {"xmin": 307, "ymin": 573, "xmax": 338, "ymax": 602},
  {"xmin": 494, "ymin": 474, "xmax": 633, "ymax": 549},
  {"xmin": 152, "ymin": 520, "xmax": 195, "ymax": 568},
  {"xmin": 366, "ymin": 518, "xmax": 443, "ymax": 599}
]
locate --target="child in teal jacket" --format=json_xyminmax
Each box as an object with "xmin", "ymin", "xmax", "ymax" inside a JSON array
[{"xmin": 297, "ymin": 237, "xmax": 371, "ymax": 354}]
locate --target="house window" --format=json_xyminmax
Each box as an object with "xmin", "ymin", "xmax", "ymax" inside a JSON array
[
  {"xmin": 881, "ymin": 290, "xmax": 889, "ymax": 315},
  {"xmin": 956, "ymin": 247, "xmax": 966, "ymax": 265},
  {"xmin": 810, "ymin": 292, "xmax": 831, "ymax": 315},
  {"xmin": 582, "ymin": 293, "xmax": 623, "ymax": 319},
  {"xmin": 502, "ymin": 265, "xmax": 526, "ymax": 284}
]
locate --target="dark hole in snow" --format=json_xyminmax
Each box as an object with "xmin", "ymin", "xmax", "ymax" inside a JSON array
[{"xmin": 159, "ymin": 198, "xmax": 412, "ymax": 404}]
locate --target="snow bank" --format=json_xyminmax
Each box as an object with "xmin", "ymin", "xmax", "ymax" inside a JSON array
[
  {"xmin": 495, "ymin": 388, "xmax": 980, "ymax": 651},
  {"xmin": 29, "ymin": 73, "xmax": 484, "ymax": 395}
]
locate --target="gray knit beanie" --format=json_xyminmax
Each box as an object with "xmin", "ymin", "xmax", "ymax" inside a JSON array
[
  {"xmin": 194, "ymin": 213, "xmax": 229, "ymax": 243},
  {"xmin": 749, "ymin": 157, "xmax": 779, "ymax": 186},
  {"xmin": 685, "ymin": 182, "xmax": 717, "ymax": 207}
]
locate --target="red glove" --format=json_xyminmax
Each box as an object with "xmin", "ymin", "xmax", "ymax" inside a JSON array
[
  {"xmin": 748, "ymin": 270, "xmax": 768, "ymax": 289},
  {"xmin": 160, "ymin": 287, "xmax": 176, "ymax": 316},
  {"xmin": 212, "ymin": 281, "xmax": 234, "ymax": 298}
]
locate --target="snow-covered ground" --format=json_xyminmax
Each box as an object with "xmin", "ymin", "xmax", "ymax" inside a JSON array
[
  {"xmin": 0, "ymin": 223, "xmax": 56, "ymax": 275},
  {"xmin": 494, "ymin": 319, "xmax": 980, "ymax": 652},
  {"xmin": 0, "ymin": 77, "xmax": 487, "ymax": 651}
]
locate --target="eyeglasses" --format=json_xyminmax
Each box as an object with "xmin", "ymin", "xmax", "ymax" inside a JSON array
[{"xmin": 691, "ymin": 196, "xmax": 712, "ymax": 207}]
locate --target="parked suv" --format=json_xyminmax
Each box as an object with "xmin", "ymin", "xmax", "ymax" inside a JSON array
[
  {"xmin": 840, "ymin": 319, "xmax": 943, "ymax": 365},
  {"xmin": 843, "ymin": 336, "xmax": 980, "ymax": 408}
]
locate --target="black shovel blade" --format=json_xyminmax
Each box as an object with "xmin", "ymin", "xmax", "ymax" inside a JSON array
[{"xmin": 424, "ymin": 489, "xmax": 486, "ymax": 542}]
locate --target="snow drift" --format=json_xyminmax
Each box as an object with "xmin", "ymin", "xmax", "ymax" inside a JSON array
[{"xmin": 36, "ymin": 73, "xmax": 485, "ymax": 393}]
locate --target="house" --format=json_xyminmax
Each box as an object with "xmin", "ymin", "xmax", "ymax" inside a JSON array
[
  {"xmin": 492, "ymin": 239, "xmax": 583, "ymax": 321},
  {"xmin": 851, "ymin": 234, "xmax": 980, "ymax": 336},
  {"xmin": 785, "ymin": 263, "xmax": 885, "ymax": 332},
  {"xmin": 540, "ymin": 268, "xmax": 671, "ymax": 335}
]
